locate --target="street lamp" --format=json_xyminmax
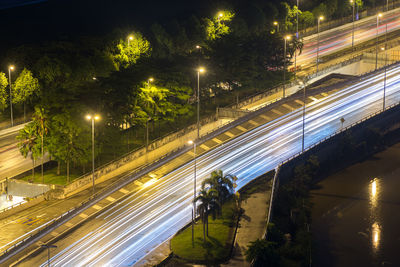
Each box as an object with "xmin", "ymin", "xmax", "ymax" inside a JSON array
[
  {"xmin": 217, "ymin": 12, "xmax": 223, "ymax": 25},
  {"xmin": 351, "ymin": 0, "xmax": 355, "ymax": 48},
  {"xmin": 316, "ymin": 16, "xmax": 324, "ymax": 73},
  {"xmin": 128, "ymin": 35, "xmax": 134, "ymax": 46},
  {"xmin": 283, "ymin": 35, "xmax": 291, "ymax": 98},
  {"xmin": 383, "ymin": 24, "xmax": 388, "ymax": 111},
  {"xmin": 8, "ymin": 65, "xmax": 14, "ymax": 127},
  {"xmin": 299, "ymin": 79, "xmax": 307, "ymax": 152},
  {"xmin": 196, "ymin": 67, "xmax": 205, "ymax": 139},
  {"xmin": 188, "ymin": 139, "xmax": 197, "ymax": 247},
  {"xmin": 147, "ymin": 77, "xmax": 154, "ymax": 88},
  {"xmin": 41, "ymin": 244, "xmax": 57, "ymax": 267},
  {"xmin": 296, "ymin": 0, "xmax": 299, "ymax": 39},
  {"xmin": 376, "ymin": 13, "xmax": 383, "ymax": 70},
  {"xmin": 295, "ymin": 0, "xmax": 299, "ymax": 76},
  {"xmin": 273, "ymin": 21, "xmax": 279, "ymax": 33},
  {"xmin": 86, "ymin": 114, "xmax": 100, "ymax": 195}
]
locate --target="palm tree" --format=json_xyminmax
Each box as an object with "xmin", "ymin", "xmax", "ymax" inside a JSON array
[
  {"xmin": 195, "ymin": 187, "xmax": 219, "ymax": 242},
  {"xmin": 32, "ymin": 106, "xmax": 48, "ymax": 184},
  {"xmin": 202, "ymin": 170, "xmax": 237, "ymax": 215},
  {"xmin": 17, "ymin": 122, "xmax": 40, "ymax": 180}
]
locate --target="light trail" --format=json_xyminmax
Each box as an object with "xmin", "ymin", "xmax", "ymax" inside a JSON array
[{"xmin": 27, "ymin": 65, "xmax": 400, "ymax": 267}]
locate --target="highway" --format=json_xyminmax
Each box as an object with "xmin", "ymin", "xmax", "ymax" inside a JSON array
[
  {"xmin": 297, "ymin": 8, "xmax": 400, "ymax": 67},
  {"xmin": 1, "ymin": 9, "xmax": 400, "ymax": 181},
  {"xmin": 18, "ymin": 64, "xmax": 400, "ymax": 266}
]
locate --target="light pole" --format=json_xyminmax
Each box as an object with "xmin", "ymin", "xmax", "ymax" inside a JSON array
[
  {"xmin": 218, "ymin": 12, "xmax": 223, "ymax": 26},
  {"xmin": 376, "ymin": 13, "xmax": 383, "ymax": 70},
  {"xmin": 283, "ymin": 35, "xmax": 291, "ymax": 98},
  {"xmin": 128, "ymin": 35, "xmax": 134, "ymax": 46},
  {"xmin": 8, "ymin": 65, "xmax": 14, "ymax": 127},
  {"xmin": 146, "ymin": 77, "xmax": 154, "ymax": 152},
  {"xmin": 273, "ymin": 21, "xmax": 279, "ymax": 33},
  {"xmin": 383, "ymin": 24, "xmax": 388, "ymax": 111},
  {"xmin": 188, "ymin": 140, "xmax": 197, "ymax": 247},
  {"xmin": 296, "ymin": 0, "xmax": 299, "ymax": 39},
  {"xmin": 351, "ymin": 0, "xmax": 355, "ymax": 48},
  {"xmin": 197, "ymin": 67, "xmax": 205, "ymax": 139},
  {"xmin": 295, "ymin": 0, "xmax": 299, "ymax": 76},
  {"xmin": 86, "ymin": 114, "xmax": 100, "ymax": 195},
  {"xmin": 316, "ymin": 16, "xmax": 324, "ymax": 73},
  {"xmin": 299, "ymin": 79, "xmax": 307, "ymax": 152},
  {"xmin": 41, "ymin": 244, "xmax": 57, "ymax": 267}
]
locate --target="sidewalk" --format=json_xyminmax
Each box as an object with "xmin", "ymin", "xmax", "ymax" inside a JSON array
[{"xmin": 222, "ymin": 180, "xmax": 272, "ymax": 267}]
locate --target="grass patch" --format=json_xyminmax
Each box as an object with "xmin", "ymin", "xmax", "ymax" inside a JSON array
[
  {"xmin": 170, "ymin": 198, "xmax": 237, "ymax": 264},
  {"xmin": 19, "ymin": 167, "xmax": 80, "ymax": 185}
]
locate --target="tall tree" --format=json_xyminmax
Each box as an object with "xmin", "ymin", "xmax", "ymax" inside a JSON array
[
  {"xmin": 47, "ymin": 112, "xmax": 91, "ymax": 182},
  {"xmin": 17, "ymin": 122, "xmax": 40, "ymax": 180},
  {"xmin": 195, "ymin": 187, "xmax": 219, "ymax": 241},
  {"xmin": 202, "ymin": 170, "xmax": 236, "ymax": 215},
  {"xmin": 0, "ymin": 72, "xmax": 8, "ymax": 111},
  {"xmin": 13, "ymin": 68, "xmax": 40, "ymax": 121},
  {"xmin": 32, "ymin": 106, "xmax": 49, "ymax": 184}
]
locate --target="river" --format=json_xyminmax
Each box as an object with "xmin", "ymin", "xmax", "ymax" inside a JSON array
[{"xmin": 311, "ymin": 143, "xmax": 400, "ymax": 267}]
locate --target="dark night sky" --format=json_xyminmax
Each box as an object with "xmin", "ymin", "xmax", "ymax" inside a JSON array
[
  {"xmin": 0, "ymin": 0, "xmax": 219, "ymax": 48},
  {"xmin": 0, "ymin": 0, "xmax": 235, "ymax": 68}
]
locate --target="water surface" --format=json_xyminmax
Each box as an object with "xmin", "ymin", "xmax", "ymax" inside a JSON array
[{"xmin": 311, "ymin": 143, "xmax": 400, "ymax": 267}]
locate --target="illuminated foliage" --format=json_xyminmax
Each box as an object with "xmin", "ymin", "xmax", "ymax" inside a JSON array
[
  {"xmin": 0, "ymin": 72, "xmax": 8, "ymax": 111},
  {"xmin": 112, "ymin": 32, "xmax": 151, "ymax": 69},
  {"xmin": 205, "ymin": 10, "xmax": 235, "ymax": 40},
  {"xmin": 12, "ymin": 68, "xmax": 40, "ymax": 105}
]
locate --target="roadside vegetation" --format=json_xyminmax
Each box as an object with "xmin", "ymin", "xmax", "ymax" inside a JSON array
[
  {"xmin": 170, "ymin": 170, "xmax": 238, "ymax": 264},
  {"xmin": 0, "ymin": 0, "xmax": 374, "ymax": 185}
]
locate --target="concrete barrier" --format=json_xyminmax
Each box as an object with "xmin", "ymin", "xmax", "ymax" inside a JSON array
[{"xmin": 0, "ymin": 195, "xmax": 44, "ymax": 220}]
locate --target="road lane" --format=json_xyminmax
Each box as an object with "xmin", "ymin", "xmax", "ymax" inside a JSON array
[{"xmin": 19, "ymin": 65, "xmax": 400, "ymax": 267}]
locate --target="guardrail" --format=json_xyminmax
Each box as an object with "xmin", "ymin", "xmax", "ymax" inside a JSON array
[{"xmin": 3, "ymin": 49, "xmax": 400, "ymax": 264}]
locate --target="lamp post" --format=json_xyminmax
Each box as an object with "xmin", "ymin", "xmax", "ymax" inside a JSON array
[
  {"xmin": 188, "ymin": 140, "xmax": 197, "ymax": 247},
  {"xmin": 316, "ymin": 16, "xmax": 324, "ymax": 73},
  {"xmin": 273, "ymin": 21, "xmax": 279, "ymax": 33},
  {"xmin": 147, "ymin": 77, "xmax": 154, "ymax": 88},
  {"xmin": 383, "ymin": 24, "xmax": 388, "ymax": 111},
  {"xmin": 351, "ymin": 0, "xmax": 355, "ymax": 48},
  {"xmin": 218, "ymin": 12, "xmax": 223, "ymax": 26},
  {"xmin": 299, "ymin": 79, "xmax": 307, "ymax": 152},
  {"xmin": 8, "ymin": 65, "xmax": 14, "ymax": 127},
  {"xmin": 283, "ymin": 35, "xmax": 291, "ymax": 98},
  {"xmin": 376, "ymin": 13, "xmax": 383, "ymax": 70},
  {"xmin": 86, "ymin": 114, "xmax": 100, "ymax": 195},
  {"xmin": 197, "ymin": 67, "xmax": 205, "ymax": 139},
  {"xmin": 296, "ymin": 0, "xmax": 299, "ymax": 39},
  {"xmin": 41, "ymin": 244, "xmax": 57, "ymax": 267},
  {"xmin": 128, "ymin": 35, "xmax": 134, "ymax": 46}
]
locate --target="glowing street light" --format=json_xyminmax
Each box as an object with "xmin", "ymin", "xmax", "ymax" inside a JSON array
[
  {"xmin": 86, "ymin": 114, "xmax": 100, "ymax": 195},
  {"xmin": 128, "ymin": 35, "xmax": 134, "ymax": 46},
  {"xmin": 316, "ymin": 16, "xmax": 324, "ymax": 73},
  {"xmin": 283, "ymin": 35, "xmax": 291, "ymax": 98},
  {"xmin": 376, "ymin": 13, "xmax": 383, "ymax": 70},
  {"xmin": 147, "ymin": 77, "xmax": 154, "ymax": 88},
  {"xmin": 8, "ymin": 65, "xmax": 14, "ymax": 127},
  {"xmin": 188, "ymin": 139, "xmax": 197, "ymax": 247},
  {"xmin": 273, "ymin": 21, "xmax": 279, "ymax": 33},
  {"xmin": 196, "ymin": 67, "xmax": 205, "ymax": 139}
]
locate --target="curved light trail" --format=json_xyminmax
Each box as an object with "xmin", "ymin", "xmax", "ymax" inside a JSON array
[{"xmin": 22, "ymin": 65, "xmax": 400, "ymax": 266}]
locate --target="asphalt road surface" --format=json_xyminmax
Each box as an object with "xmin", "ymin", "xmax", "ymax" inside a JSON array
[{"xmin": 19, "ymin": 63, "xmax": 400, "ymax": 266}]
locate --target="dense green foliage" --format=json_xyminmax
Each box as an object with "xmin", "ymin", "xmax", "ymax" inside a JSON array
[{"xmin": 1, "ymin": 0, "xmax": 377, "ymax": 182}]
